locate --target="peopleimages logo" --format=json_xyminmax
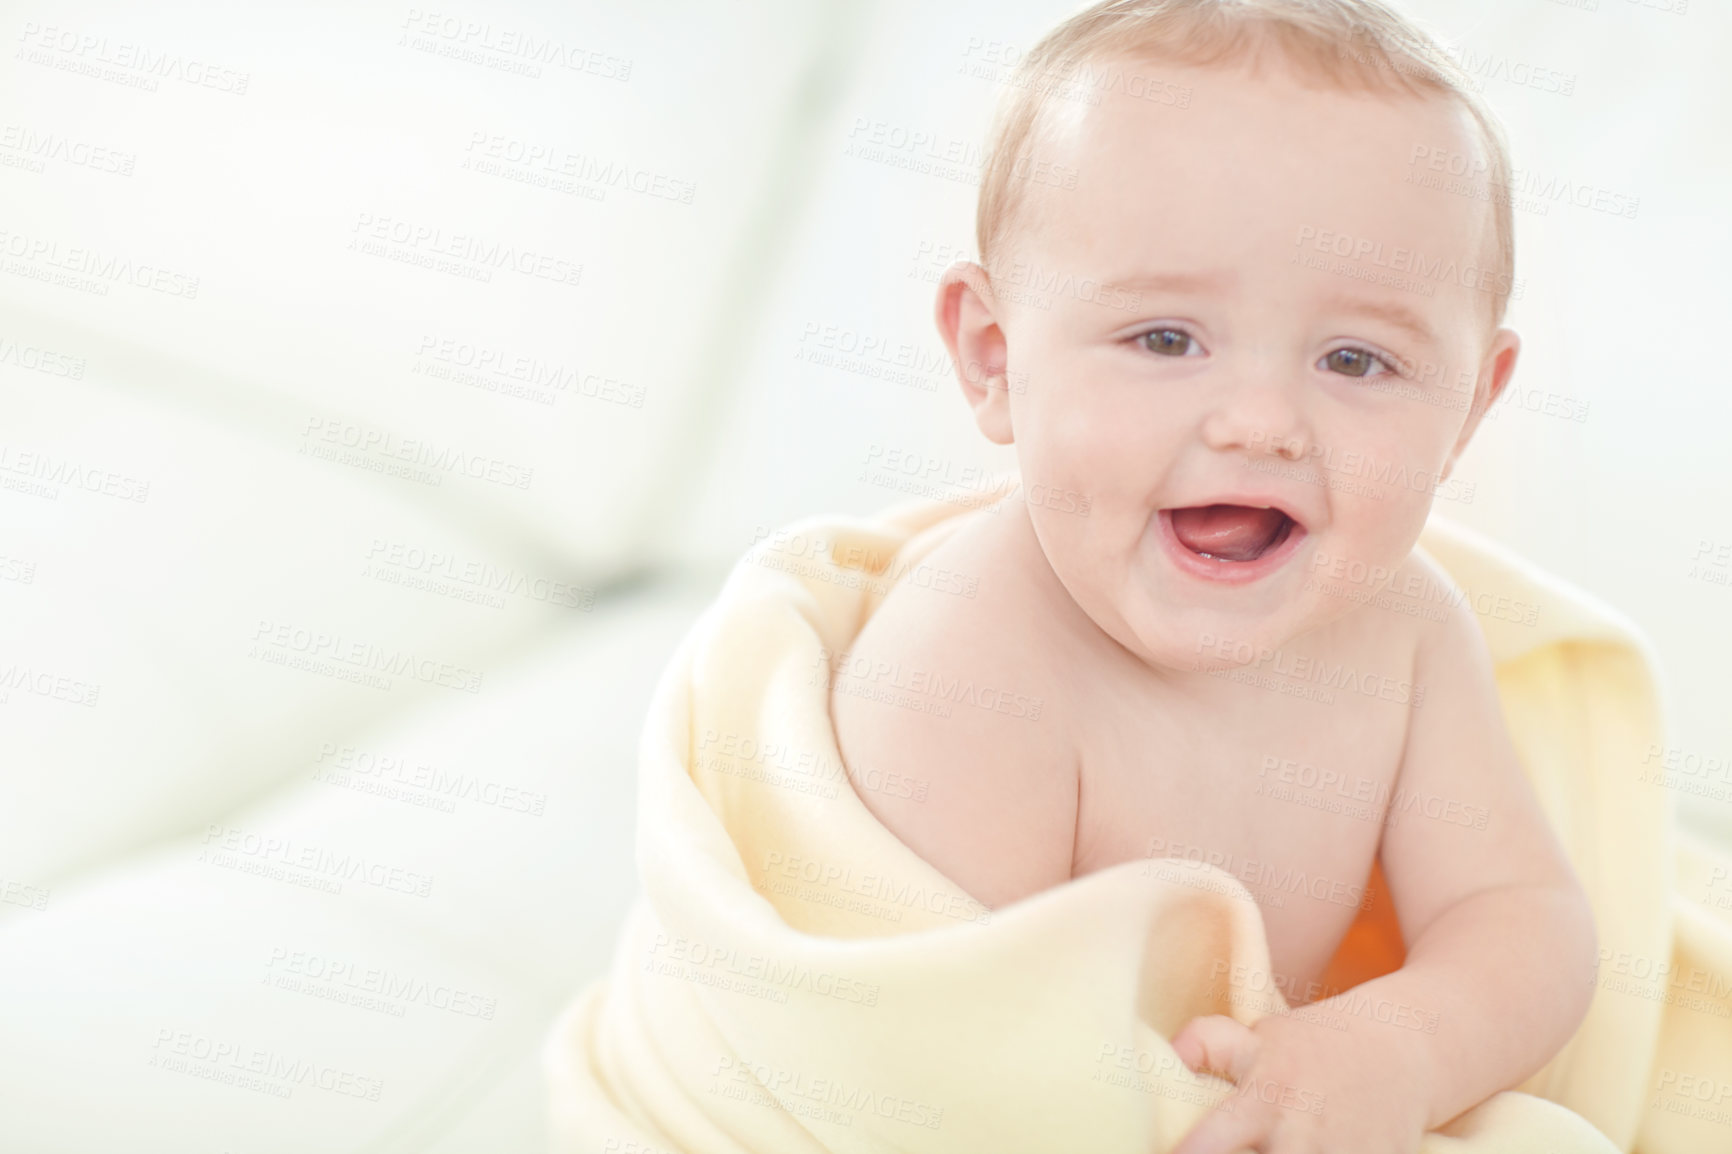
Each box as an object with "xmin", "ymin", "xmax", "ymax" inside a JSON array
[
  {"xmin": 0, "ymin": 227, "xmax": 200, "ymax": 298},
  {"xmin": 813, "ymin": 645, "xmax": 1042, "ymax": 719},
  {"xmin": 1257, "ymin": 756, "xmax": 1490, "ymax": 831},
  {"xmin": 710, "ymin": 1056, "xmax": 945, "ymax": 1130},
  {"xmin": 300, "ymin": 417, "xmax": 534, "ymax": 490},
  {"xmin": 1292, "ymin": 225, "xmax": 1524, "ymax": 299},
  {"xmin": 249, "ymin": 619, "xmax": 484, "ymax": 694},
  {"xmin": 1194, "ymin": 633, "xmax": 1425, "ymax": 708},
  {"xmin": 347, "ymin": 212, "xmax": 583, "ymax": 287},
  {"xmin": 200, "ymin": 824, "xmax": 435, "ymax": 898},
  {"xmin": 759, "ymin": 850, "xmax": 992, "ymax": 925}
]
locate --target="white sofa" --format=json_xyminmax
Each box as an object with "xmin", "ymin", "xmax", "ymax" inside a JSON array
[{"xmin": 1, "ymin": 1, "xmax": 1727, "ymax": 1150}]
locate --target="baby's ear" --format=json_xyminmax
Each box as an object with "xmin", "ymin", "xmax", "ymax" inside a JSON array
[
  {"xmin": 1441, "ymin": 327, "xmax": 1520, "ymax": 479},
  {"xmin": 935, "ymin": 260, "xmax": 1014, "ymax": 445}
]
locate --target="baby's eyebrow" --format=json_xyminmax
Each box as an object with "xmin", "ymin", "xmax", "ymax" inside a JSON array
[
  {"xmin": 1319, "ymin": 293, "xmax": 1439, "ymax": 347},
  {"xmin": 1098, "ymin": 270, "xmax": 1233, "ymax": 297}
]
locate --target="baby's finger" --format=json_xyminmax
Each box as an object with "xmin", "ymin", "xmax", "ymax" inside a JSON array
[
  {"xmin": 1170, "ymin": 1014, "xmax": 1258, "ymax": 1082},
  {"xmin": 1169, "ymin": 1102, "xmax": 1267, "ymax": 1154}
]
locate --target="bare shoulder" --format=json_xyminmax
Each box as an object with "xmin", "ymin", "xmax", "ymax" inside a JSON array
[
  {"xmin": 827, "ymin": 521, "xmax": 1080, "ymax": 910},
  {"xmin": 1396, "ymin": 542, "xmax": 1520, "ymax": 727},
  {"xmin": 1402, "ymin": 544, "xmax": 1486, "ymax": 652}
]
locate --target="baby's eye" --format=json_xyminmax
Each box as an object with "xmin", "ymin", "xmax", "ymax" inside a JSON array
[
  {"xmin": 1141, "ymin": 329, "xmax": 1197, "ymax": 357},
  {"xmin": 1320, "ymin": 347, "xmax": 1393, "ymax": 378}
]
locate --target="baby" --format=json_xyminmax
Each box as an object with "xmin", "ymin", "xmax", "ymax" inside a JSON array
[{"xmin": 829, "ymin": 2, "xmax": 1598, "ymax": 1152}]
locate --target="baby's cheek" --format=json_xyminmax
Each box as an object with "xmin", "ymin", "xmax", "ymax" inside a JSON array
[
  {"xmin": 1324, "ymin": 443, "xmax": 1442, "ymax": 525},
  {"xmin": 1039, "ymin": 405, "xmax": 1115, "ymax": 474},
  {"xmin": 1306, "ymin": 482, "xmax": 1418, "ymax": 578},
  {"xmin": 1017, "ymin": 435, "xmax": 1113, "ymax": 523},
  {"xmin": 1377, "ymin": 468, "xmax": 1454, "ymax": 537}
]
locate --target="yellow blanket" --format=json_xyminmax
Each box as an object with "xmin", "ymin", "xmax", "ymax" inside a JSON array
[{"xmin": 545, "ymin": 484, "xmax": 1732, "ymax": 1153}]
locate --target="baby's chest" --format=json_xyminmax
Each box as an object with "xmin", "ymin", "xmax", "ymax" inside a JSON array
[{"xmin": 1070, "ymin": 690, "xmax": 1411, "ymax": 892}]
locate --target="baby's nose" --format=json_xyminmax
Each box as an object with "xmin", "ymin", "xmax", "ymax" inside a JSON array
[{"xmin": 1198, "ymin": 370, "xmax": 1312, "ymax": 460}]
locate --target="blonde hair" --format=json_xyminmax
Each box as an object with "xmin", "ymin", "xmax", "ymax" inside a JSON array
[{"xmin": 976, "ymin": 0, "xmax": 1516, "ymax": 327}]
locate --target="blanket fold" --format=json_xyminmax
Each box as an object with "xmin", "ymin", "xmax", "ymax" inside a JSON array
[{"xmin": 547, "ymin": 484, "xmax": 1732, "ymax": 1154}]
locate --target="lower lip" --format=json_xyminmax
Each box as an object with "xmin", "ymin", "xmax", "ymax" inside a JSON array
[{"xmin": 1155, "ymin": 509, "xmax": 1309, "ymax": 586}]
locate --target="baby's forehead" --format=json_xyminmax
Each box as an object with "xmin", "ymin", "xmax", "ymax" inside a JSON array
[
  {"xmin": 1052, "ymin": 56, "xmax": 1485, "ymax": 174},
  {"xmin": 1022, "ymin": 61, "xmax": 1494, "ymax": 259}
]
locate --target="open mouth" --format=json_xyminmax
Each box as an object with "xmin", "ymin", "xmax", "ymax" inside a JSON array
[{"xmin": 1168, "ymin": 503, "xmax": 1299, "ymax": 564}]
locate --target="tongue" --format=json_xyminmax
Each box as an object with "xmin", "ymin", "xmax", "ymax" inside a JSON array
[{"xmin": 1171, "ymin": 505, "xmax": 1288, "ymax": 562}]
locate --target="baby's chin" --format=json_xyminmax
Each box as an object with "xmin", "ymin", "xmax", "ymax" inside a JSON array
[
  {"xmin": 1097, "ymin": 561, "xmax": 1348, "ymax": 677},
  {"xmin": 1125, "ymin": 606, "xmax": 1327, "ymax": 677}
]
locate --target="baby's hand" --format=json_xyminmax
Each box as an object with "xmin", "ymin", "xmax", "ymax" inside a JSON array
[{"xmin": 1168, "ymin": 1010, "xmax": 1432, "ymax": 1154}]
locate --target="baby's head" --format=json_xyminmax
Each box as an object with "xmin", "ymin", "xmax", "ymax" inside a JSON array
[{"xmin": 936, "ymin": 0, "xmax": 1521, "ymax": 672}]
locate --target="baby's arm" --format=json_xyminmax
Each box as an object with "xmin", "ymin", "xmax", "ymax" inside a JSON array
[
  {"xmin": 1331, "ymin": 571, "xmax": 1599, "ymax": 1128},
  {"xmin": 1173, "ymin": 563, "xmax": 1598, "ymax": 1154}
]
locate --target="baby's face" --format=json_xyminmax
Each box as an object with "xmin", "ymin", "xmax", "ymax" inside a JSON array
[{"xmin": 955, "ymin": 58, "xmax": 1519, "ymax": 673}]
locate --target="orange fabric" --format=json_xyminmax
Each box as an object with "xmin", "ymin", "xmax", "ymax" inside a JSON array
[{"xmin": 1318, "ymin": 857, "xmax": 1408, "ymax": 997}]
